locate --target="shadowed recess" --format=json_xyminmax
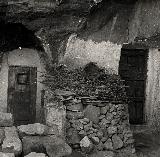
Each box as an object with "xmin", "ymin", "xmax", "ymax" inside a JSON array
[{"xmin": 0, "ymin": 22, "xmax": 43, "ymax": 53}]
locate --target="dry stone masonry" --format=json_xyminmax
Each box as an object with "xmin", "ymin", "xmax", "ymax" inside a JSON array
[
  {"xmin": 59, "ymin": 90, "xmax": 137, "ymax": 157},
  {"xmin": 0, "ymin": 84, "xmax": 136, "ymax": 157}
]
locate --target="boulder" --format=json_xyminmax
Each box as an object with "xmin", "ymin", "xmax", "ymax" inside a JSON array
[
  {"xmin": 112, "ymin": 134, "xmax": 123, "ymax": 150},
  {"xmin": 97, "ymin": 131, "xmax": 103, "ymax": 139},
  {"xmin": 104, "ymin": 138, "xmax": 113, "ymax": 151},
  {"xmin": 88, "ymin": 133, "xmax": 97, "ymax": 139},
  {"xmin": 0, "ymin": 152, "xmax": 15, "ymax": 157},
  {"xmin": 107, "ymin": 126, "xmax": 117, "ymax": 135},
  {"xmin": 86, "ymin": 130, "xmax": 94, "ymax": 135},
  {"xmin": 71, "ymin": 120, "xmax": 83, "ymax": 131},
  {"xmin": 99, "ymin": 115, "xmax": 106, "ymax": 120},
  {"xmin": 83, "ymin": 118, "xmax": 90, "ymax": 123},
  {"xmin": 99, "ymin": 118, "xmax": 110, "ymax": 128},
  {"xmin": 97, "ymin": 141, "xmax": 104, "ymax": 151},
  {"xmin": 101, "ymin": 137, "xmax": 108, "ymax": 143},
  {"xmin": 100, "ymin": 106, "xmax": 110, "ymax": 115},
  {"xmin": 17, "ymin": 123, "xmax": 49, "ymax": 136},
  {"xmin": 0, "ymin": 113, "xmax": 13, "ymax": 127},
  {"xmin": 78, "ymin": 130, "xmax": 87, "ymax": 138},
  {"xmin": 80, "ymin": 136, "xmax": 93, "ymax": 153},
  {"xmin": 2, "ymin": 127, "xmax": 22, "ymax": 156},
  {"xmin": 84, "ymin": 105, "xmax": 100, "ymax": 124},
  {"xmin": 105, "ymin": 113, "xmax": 114, "ymax": 121},
  {"xmin": 90, "ymin": 136, "xmax": 99, "ymax": 145},
  {"xmin": 92, "ymin": 124, "xmax": 100, "ymax": 129},
  {"xmin": 22, "ymin": 135, "xmax": 72, "ymax": 157},
  {"xmin": 22, "ymin": 136, "xmax": 46, "ymax": 155},
  {"xmin": 67, "ymin": 128, "xmax": 80, "ymax": 145},
  {"xmin": 84, "ymin": 122, "xmax": 92, "ymax": 132},
  {"xmin": 111, "ymin": 119, "xmax": 119, "ymax": 126},
  {"xmin": 25, "ymin": 152, "xmax": 47, "ymax": 157},
  {"xmin": 45, "ymin": 140, "xmax": 72, "ymax": 157},
  {"xmin": 110, "ymin": 106, "xmax": 116, "ymax": 112}
]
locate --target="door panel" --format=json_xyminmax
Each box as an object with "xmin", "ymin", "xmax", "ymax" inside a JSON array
[
  {"xmin": 119, "ymin": 49, "xmax": 147, "ymax": 124},
  {"xmin": 8, "ymin": 66, "xmax": 37, "ymax": 126}
]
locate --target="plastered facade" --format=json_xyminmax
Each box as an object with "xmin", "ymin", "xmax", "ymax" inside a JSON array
[
  {"xmin": 145, "ymin": 49, "xmax": 160, "ymax": 128},
  {"xmin": 61, "ymin": 34, "xmax": 122, "ymax": 74},
  {"xmin": 0, "ymin": 48, "xmax": 45, "ymax": 122}
]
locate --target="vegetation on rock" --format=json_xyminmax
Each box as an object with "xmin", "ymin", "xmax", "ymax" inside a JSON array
[{"xmin": 42, "ymin": 62, "xmax": 128, "ymax": 102}]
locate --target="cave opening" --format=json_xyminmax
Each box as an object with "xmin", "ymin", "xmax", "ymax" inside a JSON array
[{"xmin": 0, "ymin": 22, "xmax": 43, "ymax": 53}]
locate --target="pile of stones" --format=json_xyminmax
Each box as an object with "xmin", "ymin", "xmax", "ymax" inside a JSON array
[
  {"xmin": 63, "ymin": 91, "xmax": 136, "ymax": 157},
  {"xmin": 0, "ymin": 112, "xmax": 72, "ymax": 157}
]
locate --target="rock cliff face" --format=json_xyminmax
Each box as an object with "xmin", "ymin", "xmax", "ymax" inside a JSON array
[
  {"xmin": 0, "ymin": 0, "xmax": 137, "ymax": 66},
  {"xmin": 0, "ymin": 0, "xmax": 102, "ymax": 65},
  {"xmin": 2, "ymin": 0, "xmax": 160, "ymax": 70}
]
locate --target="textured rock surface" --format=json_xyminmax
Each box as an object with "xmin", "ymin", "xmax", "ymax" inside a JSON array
[
  {"xmin": 80, "ymin": 136, "xmax": 93, "ymax": 153},
  {"xmin": 25, "ymin": 152, "xmax": 48, "ymax": 157},
  {"xmin": 67, "ymin": 128, "xmax": 81, "ymax": 145},
  {"xmin": 0, "ymin": 152, "xmax": 15, "ymax": 157},
  {"xmin": 84, "ymin": 105, "xmax": 100, "ymax": 124},
  {"xmin": 17, "ymin": 123, "xmax": 49, "ymax": 136},
  {"xmin": 112, "ymin": 134, "xmax": 123, "ymax": 150},
  {"xmin": 22, "ymin": 135, "xmax": 72, "ymax": 157},
  {"xmin": 0, "ymin": 0, "xmax": 102, "ymax": 65},
  {"xmin": 66, "ymin": 98, "xmax": 135, "ymax": 156},
  {"xmin": 2, "ymin": 127, "xmax": 22, "ymax": 156},
  {"xmin": 0, "ymin": 113, "xmax": 13, "ymax": 127},
  {"xmin": 104, "ymin": 138, "xmax": 113, "ymax": 151},
  {"xmin": 45, "ymin": 105, "xmax": 66, "ymax": 137},
  {"xmin": 0, "ymin": 0, "xmax": 97, "ymax": 20},
  {"xmin": 90, "ymin": 136, "xmax": 99, "ymax": 145}
]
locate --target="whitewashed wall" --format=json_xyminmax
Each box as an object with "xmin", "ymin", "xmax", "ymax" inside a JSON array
[
  {"xmin": 145, "ymin": 49, "xmax": 160, "ymax": 128},
  {"xmin": 61, "ymin": 34, "xmax": 122, "ymax": 74},
  {"xmin": 0, "ymin": 48, "xmax": 45, "ymax": 122}
]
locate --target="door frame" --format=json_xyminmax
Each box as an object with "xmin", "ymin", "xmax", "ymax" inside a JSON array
[
  {"xmin": 7, "ymin": 65, "xmax": 37, "ymax": 124},
  {"xmin": 119, "ymin": 48, "xmax": 148, "ymax": 124}
]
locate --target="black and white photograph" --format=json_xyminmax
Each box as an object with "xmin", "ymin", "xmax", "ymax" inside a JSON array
[{"xmin": 0, "ymin": 0, "xmax": 159, "ymax": 157}]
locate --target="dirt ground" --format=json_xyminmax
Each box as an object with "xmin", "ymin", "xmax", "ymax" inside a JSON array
[{"xmin": 133, "ymin": 130, "xmax": 160, "ymax": 157}]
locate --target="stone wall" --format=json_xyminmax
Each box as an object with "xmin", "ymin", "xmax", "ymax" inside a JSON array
[{"xmin": 61, "ymin": 93, "xmax": 136, "ymax": 156}]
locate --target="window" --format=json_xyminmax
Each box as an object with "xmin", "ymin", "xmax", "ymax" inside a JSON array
[{"xmin": 17, "ymin": 73, "xmax": 30, "ymax": 85}]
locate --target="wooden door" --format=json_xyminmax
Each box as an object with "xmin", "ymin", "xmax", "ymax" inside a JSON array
[
  {"xmin": 8, "ymin": 66, "xmax": 37, "ymax": 126},
  {"xmin": 119, "ymin": 49, "xmax": 148, "ymax": 124}
]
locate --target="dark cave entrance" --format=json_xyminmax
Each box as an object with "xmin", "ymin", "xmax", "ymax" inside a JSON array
[{"xmin": 0, "ymin": 22, "xmax": 43, "ymax": 52}]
